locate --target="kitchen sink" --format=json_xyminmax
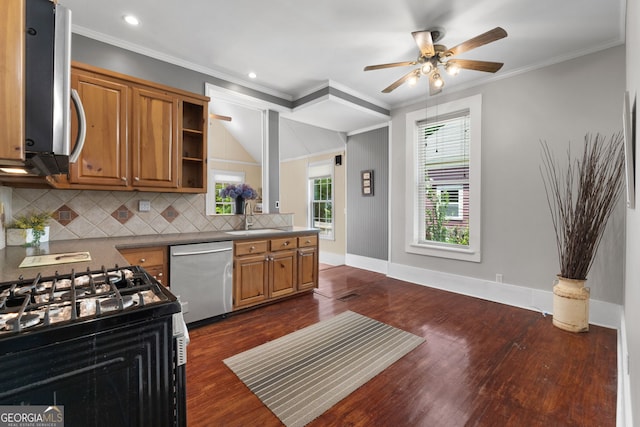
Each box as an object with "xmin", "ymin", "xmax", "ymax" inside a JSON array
[{"xmin": 225, "ymin": 228, "xmax": 285, "ymax": 236}]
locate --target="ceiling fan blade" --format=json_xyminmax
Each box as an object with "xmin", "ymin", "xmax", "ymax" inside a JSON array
[
  {"xmin": 447, "ymin": 59, "xmax": 504, "ymax": 73},
  {"xmin": 364, "ymin": 61, "xmax": 417, "ymax": 71},
  {"xmin": 382, "ymin": 69, "xmax": 418, "ymax": 93},
  {"xmin": 446, "ymin": 27, "xmax": 507, "ymax": 57},
  {"xmin": 411, "ymin": 30, "xmax": 435, "ymax": 57}
]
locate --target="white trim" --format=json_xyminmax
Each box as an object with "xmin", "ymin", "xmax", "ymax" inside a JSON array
[
  {"xmin": 209, "ymin": 158, "xmax": 261, "ymax": 167},
  {"xmin": 405, "ymin": 94, "xmax": 482, "ymax": 262},
  {"xmin": 347, "ymin": 121, "xmax": 391, "ymax": 137},
  {"xmin": 387, "ymin": 262, "xmax": 621, "ymax": 329},
  {"xmin": 280, "ymin": 149, "xmax": 345, "ymax": 164},
  {"xmin": 308, "ymin": 160, "xmax": 335, "ymax": 240},
  {"xmin": 345, "ymin": 254, "xmax": 388, "ymax": 275},
  {"xmin": 319, "ymin": 251, "xmax": 345, "ymax": 266},
  {"xmin": 618, "ymin": 314, "xmax": 633, "ymax": 427}
]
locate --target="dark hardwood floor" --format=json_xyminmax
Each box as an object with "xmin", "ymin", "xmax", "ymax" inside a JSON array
[{"xmin": 185, "ymin": 266, "xmax": 617, "ymax": 426}]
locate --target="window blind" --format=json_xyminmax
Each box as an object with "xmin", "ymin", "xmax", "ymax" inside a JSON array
[{"xmin": 417, "ymin": 109, "xmax": 470, "ymax": 243}]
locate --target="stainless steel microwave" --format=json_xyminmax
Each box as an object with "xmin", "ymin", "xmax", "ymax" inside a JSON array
[{"xmin": 1, "ymin": 0, "xmax": 85, "ymax": 176}]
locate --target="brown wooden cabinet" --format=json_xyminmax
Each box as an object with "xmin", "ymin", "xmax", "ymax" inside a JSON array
[
  {"xmin": 131, "ymin": 87, "xmax": 179, "ymax": 189},
  {"xmin": 0, "ymin": 0, "xmax": 25, "ymax": 162},
  {"xmin": 297, "ymin": 234, "xmax": 318, "ymax": 291},
  {"xmin": 118, "ymin": 246, "xmax": 169, "ymax": 287},
  {"xmin": 233, "ymin": 234, "xmax": 318, "ymax": 310},
  {"xmin": 233, "ymin": 240, "xmax": 269, "ymax": 308},
  {"xmin": 60, "ymin": 62, "xmax": 208, "ymax": 193},
  {"xmin": 70, "ymin": 70, "xmax": 129, "ymax": 186}
]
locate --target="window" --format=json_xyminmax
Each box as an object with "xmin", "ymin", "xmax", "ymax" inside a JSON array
[
  {"xmin": 206, "ymin": 170, "xmax": 244, "ymax": 215},
  {"xmin": 405, "ymin": 95, "xmax": 481, "ymax": 262},
  {"xmin": 437, "ymin": 186, "xmax": 463, "ymax": 221},
  {"xmin": 308, "ymin": 161, "xmax": 334, "ymax": 239}
]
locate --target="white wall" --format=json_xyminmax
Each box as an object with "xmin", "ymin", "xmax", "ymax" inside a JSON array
[
  {"xmin": 625, "ymin": 0, "xmax": 640, "ymax": 422},
  {"xmin": 390, "ymin": 45, "xmax": 626, "ymax": 304}
]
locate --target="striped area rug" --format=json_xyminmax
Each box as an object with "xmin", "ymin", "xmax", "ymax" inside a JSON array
[{"xmin": 223, "ymin": 311, "xmax": 425, "ymax": 427}]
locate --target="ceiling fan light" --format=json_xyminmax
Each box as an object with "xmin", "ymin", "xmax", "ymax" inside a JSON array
[
  {"xmin": 445, "ymin": 62, "xmax": 460, "ymax": 76},
  {"xmin": 408, "ymin": 74, "xmax": 420, "ymax": 86},
  {"xmin": 432, "ymin": 73, "xmax": 444, "ymax": 88},
  {"xmin": 420, "ymin": 63, "xmax": 433, "ymax": 75}
]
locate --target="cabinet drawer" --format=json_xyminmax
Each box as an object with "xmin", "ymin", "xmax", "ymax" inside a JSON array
[
  {"xmin": 270, "ymin": 237, "xmax": 298, "ymax": 252},
  {"xmin": 119, "ymin": 247, "xmax": 166, "ymax": 266},
  {"xmin": 235, "ymin": 240, "xmax": 268, "ymax": 256},
  {"xmin": 298, "ymin": 235, "xmax": 318, "ymax": 248}
]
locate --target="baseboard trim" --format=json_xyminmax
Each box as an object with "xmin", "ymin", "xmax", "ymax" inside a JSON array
[
  {"xmin": 345, "ymin": 254, "xmax": 388, "ymax": 274},
  {"xmin": 319, "ymin": 251, "xmax": 346, "ymax": 266},
  {"xmin": 617, "ymin": 314, "xmax": 633, "ymax": 427},
  {"xmin": 386, "ymin": 262, "xmax": 621, "ymax": 329}
]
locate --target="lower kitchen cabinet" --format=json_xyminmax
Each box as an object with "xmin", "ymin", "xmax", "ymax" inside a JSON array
[
  {"xmin": 233, "ymin": 234, "xmax": 318, "ymax": 310},
  {"xmin": 234, "ymin": 252, "xmax": 269, "ymax": 307},
  {"xmin": 118, "ymin": 246, "xmax": 169, "ymax": 287}
]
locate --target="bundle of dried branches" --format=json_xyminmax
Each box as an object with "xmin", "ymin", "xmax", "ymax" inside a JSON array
[{"xmin": 540, "ymin": 133, "xmax": 625, "ymax": 280}]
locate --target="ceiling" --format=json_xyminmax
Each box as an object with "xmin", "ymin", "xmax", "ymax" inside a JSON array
[{"xmin": 62, "ymin": 0, "xmax": 626, "ymax": 157}]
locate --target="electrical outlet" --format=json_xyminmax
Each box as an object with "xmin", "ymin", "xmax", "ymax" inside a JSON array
[
  {"xmin": 138, "ymin": 200, "xmax": 151, "ymax": 212},
  {"xmin": 496, "ymin": 273, "xmax": 503, "ymax": 283},
  {"xmin": 275, "ymin": 201, "xmax": 280, "ymax": 209}
]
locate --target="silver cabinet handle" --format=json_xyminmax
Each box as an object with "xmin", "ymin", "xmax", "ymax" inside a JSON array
[{"xmin": 139, "ymin": 258, "xmax": 146, "ymax": 263}]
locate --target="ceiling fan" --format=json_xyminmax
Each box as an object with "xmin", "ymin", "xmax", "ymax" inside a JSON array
[{"xmin": 364, "ymin": 27, "xmax": 507, "ymax": 95}]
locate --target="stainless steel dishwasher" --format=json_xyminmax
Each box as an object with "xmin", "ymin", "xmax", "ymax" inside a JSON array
[{"xmin": 170, "ymin": 241, "xmax": 233, "ymax": 324}]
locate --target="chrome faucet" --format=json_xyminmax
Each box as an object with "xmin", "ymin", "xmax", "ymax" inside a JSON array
[{"xmin": 244, "ymin": 201, "xmax": 255, "ymax": 230}]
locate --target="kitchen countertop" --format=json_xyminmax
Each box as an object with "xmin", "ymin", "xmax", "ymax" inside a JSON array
[{"xmin": 0, "ymin": 227, "xmax": 319, "ymax": 282}]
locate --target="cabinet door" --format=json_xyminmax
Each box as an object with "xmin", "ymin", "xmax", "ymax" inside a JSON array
[
  {"xmin": 118, "ymin": 246, "xmax": 168, "ymax": 287},
  {"xmin": 297, "ymin": 247, "xmax": 318, "ymax": 291},
  {"xmin": 270, "ymin": 249, "xmax": 297, "ymax": 298},
  {"xmin": 70, "ymin": 71, "xmax": 129, "ymax": 186},
  {"xmin": 0, "ymin": 0, "xmax": 25, "ymax": 161},
  {"xmin": 132, "ymin": 88, "xmax": 179, "ymax": 188},
  {"xmin": 234, "ymin": 254, "xmax": 268, "ymax": 308}
]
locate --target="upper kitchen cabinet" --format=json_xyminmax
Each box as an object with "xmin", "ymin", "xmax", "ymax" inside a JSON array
[
  {"xmin": 131, "ymin": 87, "xmax": 179, "ymax": 189},
  {"xmin": 0, "ymin": 0, "xmax": 25, "ymax": 162},
  {"xmin": 69, "ymin": 69, "xmax": 129, "ymax": 187},
  {"xmin": 56, "ymin": 62, "xmax": 208, "ymax": 192}
]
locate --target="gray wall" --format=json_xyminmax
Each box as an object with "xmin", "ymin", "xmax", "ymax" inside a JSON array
[
  {"xmin": 346, "ymin": 127, "xmax": 389, "ymax": 260},
  {"xmin": 625, "ymin": 0, "xmax": 640, "ymax": 421},
  {"xmin": 390, "ymin": 45, "xmax": 626, "ymax": 304},
  {"xmin": 72, "ymin": 35, "xmax": 289, "ymax": 105}
]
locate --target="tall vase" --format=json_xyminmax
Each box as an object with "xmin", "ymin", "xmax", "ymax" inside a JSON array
[
  {"xmin": 552, "ymin": 276, "xmax": 590, "ymax": 332},
  {"xmin": 234, "ymin": 197, "xmax": 245, "ymax": 214}
]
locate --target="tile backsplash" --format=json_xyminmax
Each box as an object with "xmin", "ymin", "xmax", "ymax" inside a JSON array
[{"xmin": 8, "ymin": 188, "xmax": 292, "ymax": 242}]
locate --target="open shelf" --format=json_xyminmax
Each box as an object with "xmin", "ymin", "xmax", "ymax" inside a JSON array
[{"xmin": 180, "ymin": 99, "xmax": 207, "ymax": 191}]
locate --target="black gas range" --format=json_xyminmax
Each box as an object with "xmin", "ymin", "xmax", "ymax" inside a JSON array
[{"xmin": 0, "ymin": 265, "xmax": 188, "ymax": 427}]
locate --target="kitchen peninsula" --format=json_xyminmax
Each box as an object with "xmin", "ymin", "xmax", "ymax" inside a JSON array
[{"xmin": 0, "ymin": 227, "xmax": 319, "ymax": 314}]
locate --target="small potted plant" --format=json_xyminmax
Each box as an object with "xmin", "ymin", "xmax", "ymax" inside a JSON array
[{"xmin": 7, "ymin": 211, "xmax": 52, "ymax": 247}]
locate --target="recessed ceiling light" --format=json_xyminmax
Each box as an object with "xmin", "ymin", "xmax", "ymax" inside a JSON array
[
  {"xmin": 124, "ymin": 15, "xmax": 140, "ymax": 26},
  {"xmin": 248, "ymin": 72, "xmax": 257, "ymax": 79}
]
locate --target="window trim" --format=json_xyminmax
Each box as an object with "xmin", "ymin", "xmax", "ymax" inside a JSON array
[
  {"xmin": 206, "ymin": 170, "xmax": 245, "ymax": 215},
  {"xmin": 405, "ymin": 94, "xmax": 482, "ymax": 262},
  {"xmin": 308, "ymin": 160, "xmax": 335, "ymax": 240}
]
